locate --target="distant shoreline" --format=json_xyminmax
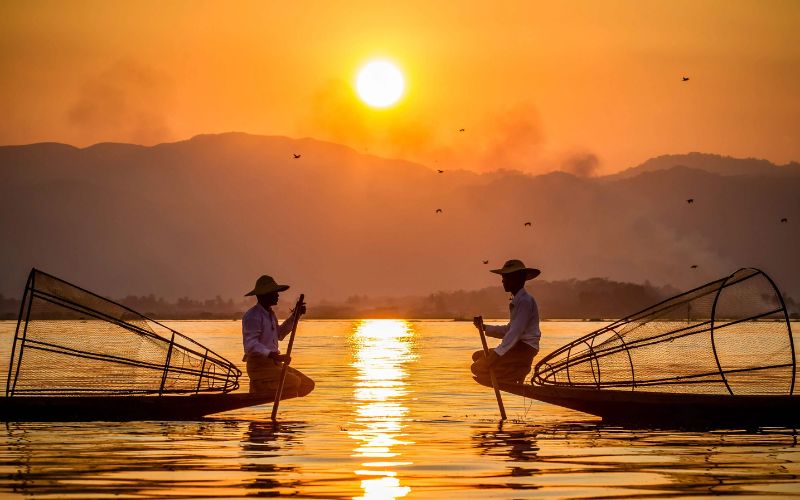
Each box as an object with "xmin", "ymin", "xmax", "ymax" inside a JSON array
[{"xmin": 2, "ymin": 275, "xmax": 798, "ymax": 322}]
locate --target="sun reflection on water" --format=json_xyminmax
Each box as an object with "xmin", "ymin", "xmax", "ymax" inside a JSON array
[{"xmin": 348, "ymin": 320, "xmax": 416, "ymax": 500}]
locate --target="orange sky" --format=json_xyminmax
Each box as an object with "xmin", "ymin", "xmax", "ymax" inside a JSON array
[{"xmin": 1, "ymin": 0, "xmax": 798, "ymax": 174}]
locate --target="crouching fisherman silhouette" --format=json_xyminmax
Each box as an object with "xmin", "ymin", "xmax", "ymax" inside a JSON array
[
  {"xmin": 471, "ymin": 259, "xmax": 541, "ymax": 384},
  {"xmin": 242, "ymin": 275, "xmax": 314, "ymax": 397}
]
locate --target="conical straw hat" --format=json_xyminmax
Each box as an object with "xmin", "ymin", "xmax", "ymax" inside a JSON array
[
  {"xmin": 244, "ymin": 275, "xmax": 290, "ymax": 296},
  {"xmin": 490, "ymin": 259, "xmax": 541, "ymax": 280}
]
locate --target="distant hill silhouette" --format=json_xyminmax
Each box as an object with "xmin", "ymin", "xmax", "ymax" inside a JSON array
[
  {"xmin": 1, "ymin": 133, "xmax": 798, "ymax": 305},
  {"xmin": 0, "ymin": 279, "xmax": 693, "ymax": 320},
  {"xmin": 611, "ymin": 152, "xmax": 800, "ymax": 179}
]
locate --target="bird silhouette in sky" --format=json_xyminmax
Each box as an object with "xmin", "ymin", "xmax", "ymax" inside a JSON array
[
  {"xmin": 687, "ymin": 198, "xmax": 694, "ymax": 204},
  {"xmin": 437, "ymin": 169, "xmax": 444, "ymax": 173},
  {"xmin": 690, "ymin": 265, "xmax": 698, "ymax": 269},
  {"xmin": 524, "ymin": 222, "xmax": 531, "ymax": 227},
  {"xmin": 682, "ymin": 76, "xmax": 690, "ymax": 81},
  {"xmin": 293, "ymin": 154, "xmax": 301, "ymax": 159},
  {"xmin": 458, "ymin": 128, "xmax": 465, "ymax": 132},
  {"xmin": 435, "ymin": 208, "xmax": 443, "ymax": 214},
  {"xmin": 482, "ymin": 260, "xmax": 489, "ymax": 264},
  {"xmin": 781, "ymin": 218, "xmax": 788, "ymax": 223}
]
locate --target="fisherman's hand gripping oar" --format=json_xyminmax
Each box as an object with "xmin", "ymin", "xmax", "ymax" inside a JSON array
[{"xmin": 271, "ymin": 293, "xmax": 306, "ymax": 421}]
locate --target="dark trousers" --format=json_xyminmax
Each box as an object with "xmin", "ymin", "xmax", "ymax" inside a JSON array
[
  {"xmin": 246, "ymin": 356, "xmax": 315, "ymax": 397},
  {"xmin": 471, "ymin": 342, "xmax": 538, "ymax": 384}
]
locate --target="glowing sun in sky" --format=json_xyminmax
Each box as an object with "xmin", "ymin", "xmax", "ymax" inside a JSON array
[{"xmin": 355, "ymin": 60, "xmax": 405, "ymax": 108}]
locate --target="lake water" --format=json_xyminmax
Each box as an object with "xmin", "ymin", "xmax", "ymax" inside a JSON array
[{"xmin": 1, "ymin": 319, "xmax": 799, "ymax": 498}]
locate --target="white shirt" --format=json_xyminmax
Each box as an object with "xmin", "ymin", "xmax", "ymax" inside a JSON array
[
  {"xmin": 241, "ymin": 303, "xmax": 296, "ymax": 361},
  {"xmin": 484, "ymin": 287, "xmax": 541, "ymax": 356}
]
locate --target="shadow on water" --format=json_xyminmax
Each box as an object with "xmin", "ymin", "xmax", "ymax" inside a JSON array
[
  {"xmin": 0, "ymin": 419, "xmax": 309, "ymax": 498},
  {"xmin": 2, "ymin": 421, "xmax": 223, "ymax": 497},
  {"xmin": 240, "ymin": 420, "xmax": 304, "ymax": 496},
  {"xmin": 470, "ymin": 421, "xmax": 800, "ymax": 497},
  {"xmin": 474, "ymin": 423, "xmax": 543, "ymax": 488}
]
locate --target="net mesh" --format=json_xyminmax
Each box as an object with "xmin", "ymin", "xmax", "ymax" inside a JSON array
[
  {"xmin": 5, "ymin": 269, "xmax": 240, "ymax": 396},
  {"xmin": 533, "ymin": 268, "xmax": 796, "ymax": 395}
]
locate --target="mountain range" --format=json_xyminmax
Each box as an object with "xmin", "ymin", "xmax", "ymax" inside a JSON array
[{"xmin": 1, "ymin": 133, "xmax": 798, "ymax": 305}]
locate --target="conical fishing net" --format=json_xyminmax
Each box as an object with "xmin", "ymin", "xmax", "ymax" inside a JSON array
[
  {"xmin": 533, "ymin": 268, "xmax": 796, "ymax": 395},
  {"xmin": 5, "ymin": 269, "xmax": 240, "ymax": 396}
]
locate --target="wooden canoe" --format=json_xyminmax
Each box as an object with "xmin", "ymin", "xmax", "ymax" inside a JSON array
[
  {"xmin": 475, "ymin": 378, "xmax": 800, "ymax": 428},
  {"xmin": 0, "ymin": 392, "xmax": 298, "ymax": 422}
]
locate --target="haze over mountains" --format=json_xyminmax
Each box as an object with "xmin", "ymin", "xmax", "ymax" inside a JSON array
[{"xmin": 1, "ymin": 133, "xmax": 798, "ymax": 304}]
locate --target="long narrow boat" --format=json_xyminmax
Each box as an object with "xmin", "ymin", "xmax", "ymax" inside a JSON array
[
  {"xmin": 475, "ymin": 378, "xmax": 800, "ymax": 427},
  {"xmin": 0, "ymin": 392, "xmax": 292, "ymax": 422},
  {"xmin": 476, "ymin": 268, "xmax": 799, "ymax": 428},
  {"xmin": 1, "ymin": 269, "xmax": 310, "ymax": 421}
]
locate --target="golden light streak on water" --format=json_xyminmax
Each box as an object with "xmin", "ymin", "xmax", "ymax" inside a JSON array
[{"xmin": 348, "ymin": 320, "xmax": 415, "ymax": 500}]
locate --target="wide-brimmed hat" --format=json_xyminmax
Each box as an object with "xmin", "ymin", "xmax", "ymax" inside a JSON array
[
  {"xmin": 490, "ymin": 259, "xmax": 541, "ymax": 280},
  {"xmin": 244, "ymin": 275, "xmax": 290, "ymax": 296}
]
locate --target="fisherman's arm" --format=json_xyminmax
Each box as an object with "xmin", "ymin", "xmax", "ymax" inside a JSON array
[
  {"xmin": 493, "ymin": 301, "xmax": 533, "ymax": 356},
  {"xmin": 277, "ymin": 317, "xmax": 294, "ymax": 340},
  {"xmin": 277, "ymin": 303, "xmax": 307, "ymax": 340},
  {"xmin": 483, "ymin": 322, "xmax": 509, "ymax": 339},
  {"xmin": 471, "ymin": 318, "xmax": 509, "ymax": 366}
]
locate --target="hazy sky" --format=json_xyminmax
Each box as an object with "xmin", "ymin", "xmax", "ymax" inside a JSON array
[{"xmin": 1, "ymin": 0, "xmax": 798, "ymax": 174}]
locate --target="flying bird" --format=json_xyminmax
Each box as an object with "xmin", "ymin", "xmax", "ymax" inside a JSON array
[
  {"xmin": 458, "ymin": 128, "xmax": 465, "ymax": 132},
  {"xmin": 482, "ymin": 260, "xmax": 489, "ymax": 264},
  {"xmin": 437, "ymin": 169, "xmax": 444, "ymax": 174},
  {"xmin": 690, "ymin": 265, "xmax": 698, "ymax": 269},
  {"xmin": 524, "ymin": 222, "xmax": 531, "ymax": 227},
  {"xmin": 435, "ymin": 208, "xmax": 443, "ymax": 214},
  {"xmin": 781, "ymin": 218, "xmax": 788, "ymax": 223},
  {"xmin": 682, "ymin": 76, "xmax": 690, "ymax": 81},
  {"xmin": 293, "ymin": 154, "xmax": 301, "ymax": 159},
  {"xmin": 687, "ymin": 198, "xmax": 694, "ymax": 204}
]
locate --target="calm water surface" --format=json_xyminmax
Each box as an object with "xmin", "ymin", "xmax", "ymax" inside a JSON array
[{"xmin": 1, "ymin": 319, "xmax": 799, "ymax": 499}]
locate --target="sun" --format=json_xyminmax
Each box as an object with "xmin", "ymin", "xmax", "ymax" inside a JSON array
[{"xmin": 355, "ymin": 60, "xmax": 405, "ymax": 108}]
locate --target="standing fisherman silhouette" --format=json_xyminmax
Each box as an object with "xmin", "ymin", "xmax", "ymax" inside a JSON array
[
  {"xmin": 241, "ymin": 275, "xmax": 314, "ymax": 397},
  {"xmin": 471, "ymin": 260, "xmax": 542, "ymax": 383}
]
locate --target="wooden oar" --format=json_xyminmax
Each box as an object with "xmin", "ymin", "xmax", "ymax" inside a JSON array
[
  {"xmin": 270, "ymin": 293, "xmax": 305, "ymax": 421},
  {"xmin": 474, "ymin": 316, "xmax": 507, "ymax": 420}
]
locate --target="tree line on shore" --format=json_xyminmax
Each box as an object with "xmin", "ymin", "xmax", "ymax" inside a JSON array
[{"xmin": 2, "ymin": 277, "xmax": 796, "ymax": 321}]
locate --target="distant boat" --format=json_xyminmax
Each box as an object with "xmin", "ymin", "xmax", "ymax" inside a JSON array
[
  {"xmin": 2, "ymin": 269, "xmax": 311, "ymax": 421},
  {"xmin": 476, "ymin": 268, "xmax": 798, "ymax": 428}
]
